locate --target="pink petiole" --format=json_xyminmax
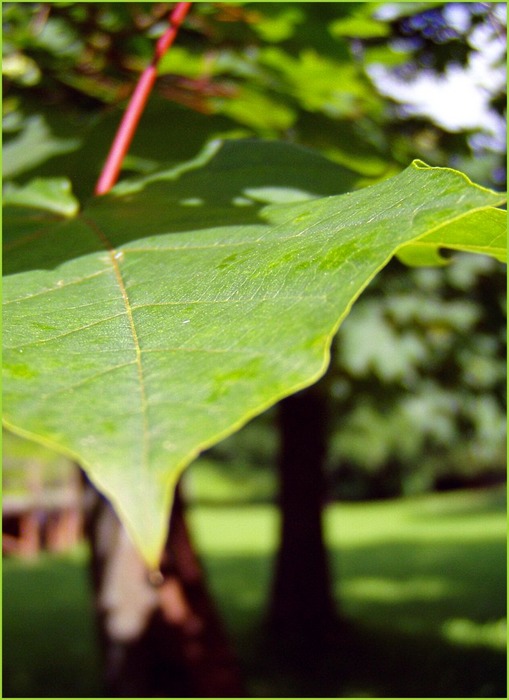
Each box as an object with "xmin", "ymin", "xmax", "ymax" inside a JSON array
[{"xmin": 95, "ymin": 2, "xmax": 193, "ymax": 196}]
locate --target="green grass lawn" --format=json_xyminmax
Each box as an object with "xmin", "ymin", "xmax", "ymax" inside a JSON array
[
  {"xmin": 3, "ymin": 487, "xmax": 506, "ymax": 697},
  {"xmin": 2, "ymin": 545, "xmax": 103, "ymax": 698}
]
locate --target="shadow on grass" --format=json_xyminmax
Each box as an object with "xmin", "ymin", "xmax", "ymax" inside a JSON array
[
  {"xmin": 2, "ymin": 549, "xmax": 104, "ymax": 698},
  {"xmin": 3, "ymin": 492, "xmax": 506, "ymax": 698},
  {"xmin": 199, "ymin": 533, "xmax": 506, "ymax": 697}
]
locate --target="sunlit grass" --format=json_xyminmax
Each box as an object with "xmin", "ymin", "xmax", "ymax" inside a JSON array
[
  {"xmin": 3, "ymin": 487, "xmax": 506, "ymax": 697},
  {"xmin": 188, "ymin": 486, "xmax": 506, "ymax": 697}
]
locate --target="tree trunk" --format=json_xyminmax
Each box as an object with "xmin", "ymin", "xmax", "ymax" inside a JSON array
[
  {"xmin": 268, "ymin": 378, "xmax": 338, "ymax": 662},
  {"xmin": 82, "ymin": 476, "xmax": 246, "ymax": 697}
]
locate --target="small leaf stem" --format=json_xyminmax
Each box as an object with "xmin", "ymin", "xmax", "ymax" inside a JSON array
[{"xmin": 95, "ymin": 2, "xmax": 193, "ymax": 196}]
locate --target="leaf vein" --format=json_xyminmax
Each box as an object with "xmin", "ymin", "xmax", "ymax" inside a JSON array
[
  {"xmin": 5, "ymin": 312, "xmax": 128, "ymax": 350},
  {"xmin": 82, "ymin": 216, "xmax": 150, "ymax": 472},
  {"xmin": 3, "ymin": 268, "xmax": 112, "ymax": 306},
  {"xmin": 40, "ymin": 361, "xmax": 138, "ymax": 399}
]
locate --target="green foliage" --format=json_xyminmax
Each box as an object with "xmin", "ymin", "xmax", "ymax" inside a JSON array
[
  {"xmin": 4, "ymin": 2, "xmax": 505, "ymax": 187},
  {"xmin": 3, "ymin": 2, "xmax": 507, "ymax": 565},
  {"xmin": 3, "ymin": 177, "xmax": 79, "ymax": 216},
  {"xmin": 3, "ymin": 137, "xmax": 505, "ymax": 565},
  {"xmin": 327, "ymin": 248, "xmax": 506, "ymax": 498}
]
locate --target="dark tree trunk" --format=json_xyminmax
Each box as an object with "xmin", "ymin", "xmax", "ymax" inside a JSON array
[
  {"xmin": 268, "ymin": 378, "xmax": 338, "ymax": 661},
  {"xmin": 82, "ymin": 476, "xmax": 246, "ymax": 697}
]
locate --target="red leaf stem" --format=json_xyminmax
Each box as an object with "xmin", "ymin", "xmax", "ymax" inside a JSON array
[{"xmin": 95, "ymin": 2, "xmax": 193, "ymax": 196}]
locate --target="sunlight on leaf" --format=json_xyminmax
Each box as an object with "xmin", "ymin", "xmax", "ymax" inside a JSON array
[
  {"xmin": 442, "ymin": 617, "xmax": 507, "ymax": 651},
  {"xmin": 3, "ymin": 141, "xmax": 506, "ymax": 566},
  {"xmin": 3, "ymin": 177, "xmax": 79, "ymax": 217}
]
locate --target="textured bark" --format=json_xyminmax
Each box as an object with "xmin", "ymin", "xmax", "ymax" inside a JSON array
[
  {"xmin": 82, "ymin": 476, "xmax": 246, "ymax": 697},
  {"xmin": 268, "ymin": 380, "xmax": 338, "ymax": 660}
]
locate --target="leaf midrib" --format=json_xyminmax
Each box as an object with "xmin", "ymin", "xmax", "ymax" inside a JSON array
[{"xmin": 82, "ymin": 215, "xmax": 150, "ymax": 474}]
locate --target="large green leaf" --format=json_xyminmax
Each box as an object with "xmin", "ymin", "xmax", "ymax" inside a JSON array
[{"xmin": 3, "ymin": 141, "xmax": 505, "ymax": 568}]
